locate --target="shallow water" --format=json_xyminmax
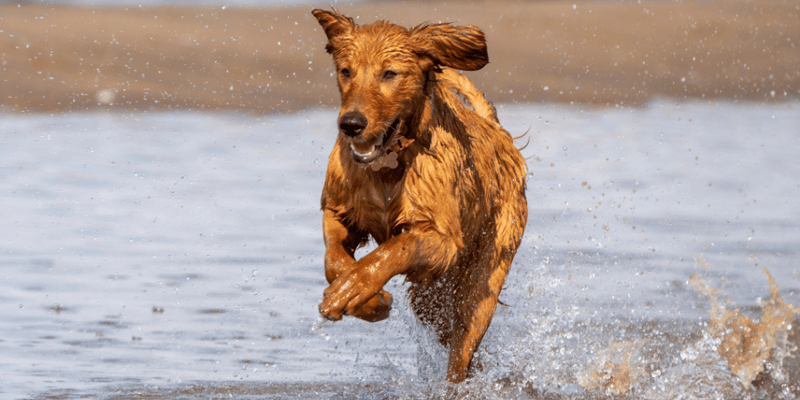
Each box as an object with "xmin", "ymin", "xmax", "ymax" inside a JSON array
[{"xmin": 1, "ymin": 101, "xmax": 798, "ymax": 399}]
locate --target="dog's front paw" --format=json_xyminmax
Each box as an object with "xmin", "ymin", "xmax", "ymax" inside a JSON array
[
  {"xmin": 318, "ymin": 269, "xmax": 392, "ymax": 322},
  {"xmin": 318, "ymin": 290, "xmax": 392, "ymax": 322},
  {"xmin": 352, "ymin": 290, "xmax": 392, "ymax": 322},
  {"xmin": 318, "ymin": 300, "xmax": 344, "ymax": 321}
]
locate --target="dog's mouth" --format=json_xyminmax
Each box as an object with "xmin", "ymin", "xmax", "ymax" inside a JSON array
[{"xmin": 349, "ymin": 117, "xmax": 401, "ymax": 164}]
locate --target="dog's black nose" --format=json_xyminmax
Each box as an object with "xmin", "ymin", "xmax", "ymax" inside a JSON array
[{"xmin": 338, "ymin": 112, "xmax": 368, "ymax": 137}]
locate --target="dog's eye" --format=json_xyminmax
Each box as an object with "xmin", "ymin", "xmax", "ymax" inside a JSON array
[
  {"xmin": 340, "ymin": 68, "xmax": 351, "ymax": 79},
  {"xmin": 381, "ymin": 70, "xmax": 397, "ymax": 81}
]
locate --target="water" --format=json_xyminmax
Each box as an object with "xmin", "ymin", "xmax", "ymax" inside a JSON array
[{"xmin": 0, "ymin": 101, "xmax": 798, "ymax": 399}]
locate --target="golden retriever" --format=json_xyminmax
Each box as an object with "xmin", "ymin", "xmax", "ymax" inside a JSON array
[{"xmin": 313, "ymin": 9, "xmax": 528, "ymax": 383}]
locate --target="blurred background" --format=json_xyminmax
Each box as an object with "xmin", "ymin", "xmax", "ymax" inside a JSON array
[{"xmin": 2, "ymin": 0, "xmax": 798, "ymax": 113}]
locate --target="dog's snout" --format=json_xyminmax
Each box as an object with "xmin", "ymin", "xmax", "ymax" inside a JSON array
[{"xmin": 339, "ymin": 112, "xmax": 368, "ymax": 137}]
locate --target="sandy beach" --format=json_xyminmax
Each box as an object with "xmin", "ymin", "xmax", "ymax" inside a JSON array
[{"xmin": 1, "ymin": 0, "xmax": 799, "ymax": 113}]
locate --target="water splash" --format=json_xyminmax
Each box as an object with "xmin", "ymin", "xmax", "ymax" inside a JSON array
[
  {"xmin": 359, "ymin": 255, "xmax": 799, "ymax": 399},
  {"xmin": 645, "ymin": 329, "xmax": 746, "ymax": 400},
  {"xmin": 367, "ymin": 280, "xmax": 455, "ymax": 399},
  {"xmin": 690, "ymin": 258, "xmax": 799, "ymax": 389},
  {"xmin": 580, "ymin": 339, "xmax": 646, "ymax": 395}
]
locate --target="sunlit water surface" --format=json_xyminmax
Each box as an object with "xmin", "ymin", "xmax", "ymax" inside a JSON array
[{"xmin": 1, "ymin": 101, "xmax": 799, "ymax": 399}]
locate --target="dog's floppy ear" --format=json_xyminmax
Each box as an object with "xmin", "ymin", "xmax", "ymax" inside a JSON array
[
  {"xmin": 412, "ymin": 23, "xmax": 489, "ymax": 71},
  {"xmin": 312, "ymin": 9, "xmax": 355, "ymax": 42}
]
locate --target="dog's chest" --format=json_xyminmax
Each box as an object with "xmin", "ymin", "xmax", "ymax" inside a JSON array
[{"xmin": 349, "ymin": 180, "xmax": 408, "ymax": 243}]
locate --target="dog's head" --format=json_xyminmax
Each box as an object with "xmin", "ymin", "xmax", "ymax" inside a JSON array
[{"xmin": 312, "ymin": 9, "xmax": 488, "ymax": 166}]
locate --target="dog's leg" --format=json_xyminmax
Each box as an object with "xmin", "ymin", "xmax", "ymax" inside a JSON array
[
  {"xmin": 322, "ymin": 209, "xmax": 392, "ymax": 322},
  {"xmin": 447, "ymin": 196, "xmax": 526, "ymax": 382},
  {"xmin": 446, "ymin": 249, "xmax": 514, "ymax": 383},
  {"xmin": 319, "ymin": 230, "xmax": 458, "ymax": 321},
  {"xmin": 446, "ymin": 295, "xmax": 498, "ymax": 382}
]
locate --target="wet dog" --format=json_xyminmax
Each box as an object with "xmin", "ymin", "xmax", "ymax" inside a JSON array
[{"xmin": 313, "ymin": 9, "xmax": 528, "ymax": 383}]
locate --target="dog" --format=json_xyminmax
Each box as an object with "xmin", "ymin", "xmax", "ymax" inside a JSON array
[{"xmin": 313, "ymin": 9, "xmax": 528, "ymax": 383}]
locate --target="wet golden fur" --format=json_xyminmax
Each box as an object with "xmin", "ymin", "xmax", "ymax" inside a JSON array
[{"xmin": 313, "ymin": 9, "xmax": 528, "ymax": 383}]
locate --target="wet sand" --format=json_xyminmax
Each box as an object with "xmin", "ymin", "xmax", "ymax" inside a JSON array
[{"xmin": 1, "ymin": 0, "xmax": 799, "ymax": 113}]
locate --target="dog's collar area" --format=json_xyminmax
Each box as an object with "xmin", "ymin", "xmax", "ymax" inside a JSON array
[
  {"xmin": 387, "ymin": 135, "xmax": 415, "ymax": 153},
  {"xmin": 369, "ymin": 151, "xmax": 399, "ymax": 171},
  {"xmin": 368, "ymin": 135, "xmax": 416, "ymax": 171}
]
